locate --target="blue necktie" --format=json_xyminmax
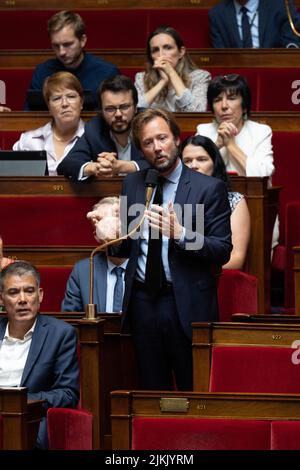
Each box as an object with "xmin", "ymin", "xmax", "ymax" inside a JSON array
[
  {"xmin": 241, "ymin": 6, "xmax": 253, "ymax": 48},
  {"xmin": 112, "ymin": 266, "xmax": 124, "ymax": 312}
]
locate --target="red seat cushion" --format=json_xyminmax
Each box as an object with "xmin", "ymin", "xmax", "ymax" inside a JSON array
[
  {"xmin": 271, "ymin": 421, "xmax": 300, "ymax": 450},
  {"xmin": 47, "ymin": 408, "xmax": 93, "ymax": 450},
  {"xmin": 209, "ymin": 346, "xmax": 300, "ymax": 393},
  {"xmin": 0, "ymin": 131, "xmax": 22, "ymax": 150},
  {"xmin": 132, "ymin": 417, "xmax": 271, "ymax": 450},
  {"xmin": 0, "ymin": 69, "xmax": 34, "ymax": 110}
]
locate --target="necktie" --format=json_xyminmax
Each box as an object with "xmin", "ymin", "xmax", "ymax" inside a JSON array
[
  {"xmin": 240, "ymin": 6, "xmax": 253, "ymax": 48},
  {"xmin": 145, "ymin": 176, "xmax": 167, "ymax": 297},
  {"xmin": 112, "ymin": 266, "xmax": 124, "ymax": 312}
]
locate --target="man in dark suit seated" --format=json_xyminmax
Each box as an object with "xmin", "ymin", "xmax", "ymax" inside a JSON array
[
  {"xmin": 107, "ymin": 108, "xmax": 232, "ymax": 391},
  {"xmin": 24, "ymin": 10, "xmax": 119, "ymax": 111},
  {"xmin": 209, "ymin": 0, "xmax": 300, "ymax": 48},
  {"xmin": 62, "ymin": 197, "xmax": 128, "ymax": 313},
  {"xmin": 0, "ymin": 261, "xmax": 79, "ymax": 449},
  {"xmin": 57, "ymin": 75, "xmax": 149, "ymax": 181}
]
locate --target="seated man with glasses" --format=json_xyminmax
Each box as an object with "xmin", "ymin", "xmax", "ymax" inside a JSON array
[{"xmin": 57, "ymin": 75, "xmax": 150, "ymax": 180}]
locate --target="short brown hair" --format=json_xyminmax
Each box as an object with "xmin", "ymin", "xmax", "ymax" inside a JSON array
[
  {"xmin": 47, "ymin": 10, "xmax": 86, "ymax": 39},
  {"xmin": 132, "ymin": 108, "xmax": 180, "ymax": 151},
  {"xmin": 42, "ymin": 71, "xmax": 83, "ymax": 103}
]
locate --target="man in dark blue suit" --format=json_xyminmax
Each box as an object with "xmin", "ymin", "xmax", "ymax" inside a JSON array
[
  {"xmin": 62, "ymin": 197, "xmax": 128, "ymax": 312},
  {"xmin": 112, "ymin": 108, "xmax": 232, "ymax": 390},
  {"xmin": 209, "ymin": 0, "xmax": 300, "ymax": 48},
  {"xmin": 0, "ymin": 261, "xmax": 79, "ymax": 449},
  {"xmin": 57, "ymin": 75, "xmax": 149, "ymax": 181}
]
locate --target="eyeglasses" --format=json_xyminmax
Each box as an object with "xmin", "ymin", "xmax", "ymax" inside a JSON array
[
  {"xmin": 103, "ymin": 103, "xmax": 134, "ymax": 115},
  {"xmin": 50, "ymin": 93, "xmax": 80, "ymax": 105}
]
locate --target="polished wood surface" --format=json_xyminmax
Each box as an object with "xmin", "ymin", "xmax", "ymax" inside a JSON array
[
  {"xmin": 111, "ymin": 389, "xmax": 300, "ymax": 449},
  {"xmin": 2, "ymin": 48, "xmax": 300, "ymax": 68},
  {"xmin": 48, "ymin": 314, "xmax": 138, "ymax": 450},
  {"xmin": 192, "ymin": 321, "xmax": 300, "ymax": 391},
  {"xmin": 1, "ymin": 111, "xmax": 300, "ymax": 132},
  {"xmin": 0, "ymin": 387, "xmax": 43, "ymax": 450}
]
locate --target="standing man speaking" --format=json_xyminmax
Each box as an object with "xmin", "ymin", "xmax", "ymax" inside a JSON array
[{"xmin": 111, "ymin": 108, "xmax": 232, "ymax": 391}]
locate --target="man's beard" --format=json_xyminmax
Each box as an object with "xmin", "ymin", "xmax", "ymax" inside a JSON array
[
  {"xmin": 110, "ymin": 121, "xmax": 131, "ymax": 135},
  {"xmin": 155, "ymin": 146, "xmax": 180, "ymax": 173}
]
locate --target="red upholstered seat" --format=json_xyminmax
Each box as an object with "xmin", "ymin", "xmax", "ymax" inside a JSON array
[
  {"xmin": 0, "ymin": 131, "xmax": 22, "ymax": 150},
  {"xmin": 38, "ymin": 266, "xmax": 72, "ymax": 312},
  {"xmin": 257, "ymin": 68, "xmax": 300, "ymax": 111},
  {"xmin": 148, "ymin": 9, "xmax": 211, "ymax": 48},
  {"xmin": 0, "ymin": 69, "xmax": 34, "ymax": 110},
  {"xmin": 0, "ymin": 9, "xmax": 209, "ymax": 49},
  {"xmin": 271, "ymin": 421, "xmax": 300, "ymax": 450},
  {"xmin": 0, "ymin": 196, "xmax": 97, "ymax": 245},
  {"xmin": 209, "ymin": 346, "xmax": 300, "ymax": 393},
  {"xmin": 47, "ymin": 407, "xmax": 93, "ymax": 450},
  {"xmin": 132, "ymin": 417, "xmax": 271, "ymax": 450},
  {"xmin": 217, "ymin": 270, "xmax": 258, "ymax": 321}
]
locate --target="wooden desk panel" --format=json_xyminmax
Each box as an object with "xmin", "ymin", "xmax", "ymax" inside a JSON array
[
  {"xmin": 2, "ymin": 49, "xmax": 300, "ymax": 68},
  {"xmin": 192, "ymin": 321, "xmax": 300, "ymax": 391},
  {"xmin": 1, "ymin": 112, "xmax": 300, "ymax": 132},
  {"xmin": 111, "ymin": 389, "xmax": 300, "ymax": 450},
  {"xmin": 0, "ymin": 387, "xmax": 43, "ymax": 450}
]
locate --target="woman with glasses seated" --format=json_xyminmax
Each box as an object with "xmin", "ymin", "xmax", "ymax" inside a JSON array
[
  {"xmin": 134, "ymin": 25, "xmax": 211, "ymax": 112},
  {"xmin": 196, "ymin": 74, "xmax": 274, "ymax": 178},
  {"xmin": 182, "ymin": 135, "xmax": 250, "ymax": 270},
  {"xmin": 13, "ymin": 71, "xmax": 84, "ymax": 175}
]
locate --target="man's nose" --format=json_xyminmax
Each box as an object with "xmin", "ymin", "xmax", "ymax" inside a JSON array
[
  {"xmin": 18, "ymin": 291, "xmax": 27, "ymax": 302},
  {"xmin": 153, "ymin": 139, "xmax": 162, "ymax": 152}
]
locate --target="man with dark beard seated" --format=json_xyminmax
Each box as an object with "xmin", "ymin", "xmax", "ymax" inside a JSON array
[{"xmin": 57, "ymin": 75, "xmax": 149, "ymax": 181}]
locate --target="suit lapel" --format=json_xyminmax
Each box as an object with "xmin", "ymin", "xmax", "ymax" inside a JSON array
[
  {"xmin": 258, "ymin": 0, "xmax": 269, "ymax": 46},
  {"xmin": 0, "ymin": 318, "xmax": 7, "ymax": 340},
  {"xmin": 226, "ymin": 1, "xmax": 242, "ymax": 47},
  {"xmin": 94, "ymin": 254, "xmax": 108, "ymax": 312},
  {"xmin": 174, "ymin": 165, "xmax": 191, "ymax": 207},
  {"xmin": 21, "ymin": 314, "xmax": 48, "ymax": 385}
]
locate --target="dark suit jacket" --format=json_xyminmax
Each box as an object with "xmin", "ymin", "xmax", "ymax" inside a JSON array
[
  {"xmin": 62, "ymin": 253, "xmax": 108, "ymax": 312},
  {"xmin": 118, "ymin": 164, "xmax": 232, "ymax": 339},
  {"xmin": 209, "ymin": 0, "xmax": 300, "ymax": 48},
  {"xmin": 0, "ymin": 314, "xmax": 79, "ymax": 448},
  {"xmin": 57, "ymin": 114, "xmax": 149, "ymax": 181}
]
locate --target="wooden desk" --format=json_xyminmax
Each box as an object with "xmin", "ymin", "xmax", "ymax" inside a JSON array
[
  {"xmin": 48, "ymin": 313, "xmax": 138, "ymax": 450},
  {"xmin": 1, "ymin": 111, "xmax": 300, "ymax": 132},
  {"xmin": 2, "ymin": 48, "xmax": 300, "ymax": 68},
  {"xmin": 192, "ymin": 321, "xmax": 300, "ymax": 391},
  {"xmin": 0, "ymin": 387, "xmax": 43, "ymax": 450},
  {"xmin": 111, "ymin": 389, "xmax": 300, "ymax": 450}
]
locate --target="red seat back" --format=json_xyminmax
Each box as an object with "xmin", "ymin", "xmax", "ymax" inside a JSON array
[
  {"xmin": 0, "ymin": 131, "xmax": 22, "ymax": 149},
  {"xmin": 38, "ymin": 266, "xmax": 72, "ymax": 312},
  {"xmin": 217, "ymin": 270, "xmax": 258, "ymax": 321},
  {"xmin": 132, "ymin": 417, "xmax": 271, "ymax": 450},
  {"xmin": 209, "ymin": 346, "xmax": 300, "ymax": 393}
]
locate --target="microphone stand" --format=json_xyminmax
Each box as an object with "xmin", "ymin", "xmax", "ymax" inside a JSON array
[
  {"xmin": 285, "ymin": 0, "xmax": 300, "ymax": 37},
  {"xmin": 85, "ymin": 176, "xmax": 157, "ymax": 320}
]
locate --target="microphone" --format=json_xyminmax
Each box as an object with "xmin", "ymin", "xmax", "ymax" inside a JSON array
[
  {"xmin": 145, "ymin": 169, "xmax": 159, "ymax": 209},
  {"xmin": 85, "ymin": 170, "xmax": 159, "ymax": 320}
]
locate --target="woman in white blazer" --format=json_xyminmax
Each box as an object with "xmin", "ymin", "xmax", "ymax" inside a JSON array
[
  {"xmin": 13, "ymin": 72, "xmax": 84, "ymax": 175},
  {"xmin": 196, "ymin": 74, "xmax": 274, "ymax": 178}
]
